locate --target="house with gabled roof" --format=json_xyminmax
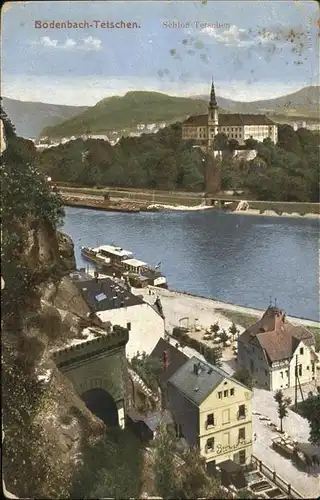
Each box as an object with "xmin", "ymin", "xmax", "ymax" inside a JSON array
[
  {"xmin": 167, "ymin": 356, "xmax": 253, "ymax": 468},
  {"xmin": 237, "ymin": 306, "xmax": 319, "ymax": 391}
]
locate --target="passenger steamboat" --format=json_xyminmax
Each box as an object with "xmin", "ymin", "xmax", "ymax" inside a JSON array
[{"xmin": 81, "ymin": 244, "xmax": 167, "ymax": 288}]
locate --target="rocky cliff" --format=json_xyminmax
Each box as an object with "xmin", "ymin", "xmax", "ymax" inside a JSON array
[{"xmin": 1, "ymin": 113, "xmax": 106, "ymax": 498}]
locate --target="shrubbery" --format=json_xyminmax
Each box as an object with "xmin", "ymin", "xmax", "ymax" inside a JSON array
[{"xmin": 172, "ymin": 327, "xmax": 222, "ymax": 366}]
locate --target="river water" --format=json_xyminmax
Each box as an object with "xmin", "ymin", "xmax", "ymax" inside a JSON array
[{"xmin": 63, "ymin": 207, "xmax": 319, "ymax": 321}]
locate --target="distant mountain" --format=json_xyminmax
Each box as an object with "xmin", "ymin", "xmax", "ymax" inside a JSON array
[
  {"xmin": 4, "ymin": 86, "xmax": 319, "ymax": 140},
  {"xmin": 2, "ymin": 97, "xmax": 89, "ymax": 138},
  {"xmin": 40, "ymin": 91, "xmax": 214, "ymax": 139},
  {"xmin": 192, "ymin": 86, "xmax": 319, "ymax": 119}
]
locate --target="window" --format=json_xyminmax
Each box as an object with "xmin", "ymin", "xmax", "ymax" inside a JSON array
[
  {"xmin": 300, "ymin": 347, "xmax": 304, "ymax": 355},
  {"xmin": 307, "ymin": 365, "xmax": 310, "ymax": 370},
  {"xmin": 264, "ymin": 370, "xmax": 268, "ymax": 376},
  {"xmin": 206, "ymin": 438, "xmax": 215, "ymax": 452},
  {"xmin": 230, "ymin": 388, "xmax": 235, "ymax": 396},
  {"xmin": 238, "ymin": 405, "xmax": 246, "ymax": 419},
  {"xmin": 298, "ymin": 364, "xmax": 302, "ymax": 377},
  {"xmin": 280, "ymin": 371, "xmax": 283, "ymax": 379},
  {"xmin": 218, "ymin": 391, "xmax": 222, "ymax": 399},
  {"xmin": 238, "ymin": 428, "xmax": 246, "ymax": 441},
  {"xmin": 222, "ymin": 409, "xmax": 230, "ymax": 424},
  {"xmin": 224, "ymin": 390, "xmax": 228, "ymax": 397},
  {"xmin": 239, "ymin": 449, "xmax": 246, "ymax": 464},
  {"xmin": 126, "ymin": 322, "xmax": 131, "ymax": 331},
  {"xmin": 206, "ymin": 413, "xmax": 214, "ymax": 427}
]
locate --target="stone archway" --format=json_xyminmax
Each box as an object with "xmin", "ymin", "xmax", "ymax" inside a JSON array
[{"xmin": 82, "ymin": 388, "xmax": 119, "ymax": 427}]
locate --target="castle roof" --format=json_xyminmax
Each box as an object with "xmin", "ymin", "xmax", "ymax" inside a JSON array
[{"xmin": 183, "ymin": 113, "xmax": 275, "ymax": 127}]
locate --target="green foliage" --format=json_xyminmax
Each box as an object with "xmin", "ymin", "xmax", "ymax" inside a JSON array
[
  {"xmin": 233, "ymin": 367, "xmax": 254, "ymax": 390},
  {"xmin": 229, "ymin": 322, "xmax": 240, "ymax": 340},
  {"xmin": 39, "ymin": 123, "xmax": 206, "ymax": 192},
  {"xmin": 297, "ymin": 388, "xmax": 320, "ymax": 445},
  {"xmin": 245, "ymin": 125, "xmax": 319, "ymax": 202},
  {"xmin": 153, "ymin": 424, "xmax": 178, "ymax": 499},
  {"xmin": 1, "ymin": 107, "xmax": 65, "ymax": 325},
  {"xmin": 39, "ymin": 117, "xmax": 319, "ymax": 201},
  {"xmin": 172, "ymin": 327, "xmax": 222, "ymax": 366},
  {"xmin": 274, "ymin": 389, "xmax": 292, "ymax": 433},
  {"xmin": 71, "ymin": 427, "xmax": 143, "ymax": 499},
  {"xmin": 153, "ymin": 425, "xmax": 232, "ymax": 499},
  {"xmin": 2, "ymin": 338, "xmax": 70, "ymax": 498},
  {"xmin": 130, "ymin": 351, "xmax": 163, "ymax": 393}
]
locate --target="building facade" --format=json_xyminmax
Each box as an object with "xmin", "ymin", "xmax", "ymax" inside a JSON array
[
  {"xmin": 182, "ymin": 80, "xmax": 278, "ymax": 148},
  {"xmin": 167, "ymin": 357, "xmax": 253, "ymax": 467},
  {"xmin": 237, "ymin": 306, "xmax": 319, "ymax": 391},
  {"xmin": 71, "ymin": 271, "xmax": 165, "ymax": 360}
]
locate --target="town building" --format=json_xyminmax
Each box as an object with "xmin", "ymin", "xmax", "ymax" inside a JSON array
[
  {"xmin": 167, "ymin": 356, "xmax": 253, "ymax": 467},
  {"xmin": 237, "ymin": 306, "xmax": 319, "ymax": 391},
  {"xmin": 182, "ymin": 80, "xmax": 278, "ymax": 148},
  {"xmin": 71, "ymin": 271, "xmax": 165, "ymax": 359}
]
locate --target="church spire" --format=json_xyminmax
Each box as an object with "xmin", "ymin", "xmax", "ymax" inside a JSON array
[{"xmin": 209, "ymin": 78, "xmax": 217, "ymax": 108}]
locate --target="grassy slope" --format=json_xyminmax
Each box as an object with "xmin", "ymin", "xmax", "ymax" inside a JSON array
[{"xmin": 41, "ymin": 91, "xmax": 212, "ymax": 138}]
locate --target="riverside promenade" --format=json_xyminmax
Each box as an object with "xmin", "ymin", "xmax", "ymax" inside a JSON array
[{"xmin": 139, "ymin": 286, "xmax": 320, "ymax": 330}]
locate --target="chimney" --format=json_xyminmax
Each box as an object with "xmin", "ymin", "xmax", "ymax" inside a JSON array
[
  {"xmin": 163, "ymin": 350, "xmax": 169, "ymax": 370},
  {"xmin": 112, "ymin": 295, "xmax": 117, "ymax": 307},
  {"xmin": 120, "ymin": 300, "xmax": 124, "ymax": 307},
  {"xmin": 94, "ymin": 271, "xmax": 99, "ymax": 283}
]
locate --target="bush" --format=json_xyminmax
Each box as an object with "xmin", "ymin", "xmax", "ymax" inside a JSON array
[{"xmin": 172, "ymin": 327, "xmax": 222, "ymax": 367}]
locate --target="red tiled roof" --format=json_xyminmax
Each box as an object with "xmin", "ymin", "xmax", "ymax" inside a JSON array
[
  {"xmin": 183, "ymin": 113, "xmax": 275, "ymax": 127},
  {"xmin": 238, "ymin": 306, "xmax": 315, "ymax": 363}
]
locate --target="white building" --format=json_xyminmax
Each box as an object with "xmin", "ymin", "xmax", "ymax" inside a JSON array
[
  {"xmin": 182, "ymin": 80, "xmax": 278, "ymax": 147},
  {"xmin": 71, "ymin": 271, "xmax": 165, "ymax": 360},
  {"xmin": 237, "ymin": 306, "xmax": 319, "ymax": 391}
]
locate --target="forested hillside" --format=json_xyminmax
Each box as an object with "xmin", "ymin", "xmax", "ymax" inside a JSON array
[{"xmin": 38, "ymin": 122, "xmax": 320, "ymax": 202}]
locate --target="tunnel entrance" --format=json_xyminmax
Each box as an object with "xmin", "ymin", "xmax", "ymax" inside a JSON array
[{"xmin": 82, "ymin": 388, "xmax": 119, "ymax": 427}]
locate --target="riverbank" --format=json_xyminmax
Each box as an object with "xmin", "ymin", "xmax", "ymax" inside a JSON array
[
  {"xmin": 59, "ymin": 186, "xmax": 320, "ymax": 218},
  {"xmin": 134, "ymin": 285, "xmax": 320, "ymax": 329}
]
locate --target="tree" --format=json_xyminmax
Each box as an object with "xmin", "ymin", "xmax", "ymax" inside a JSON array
[
  {"xmin": 220, "ymin": 329, "xmax": 229, "ymax": 345},
  {"xmin": 153, "ymin": 424, "xmax": 178, "ymax": 499},
  {"xmin": 211, "ymin": 322, "xmax": 220, "ymax": 335},
  {"xmin": 274, "ymin": 389, "xmax": 292, "ymax": 433},
  {"xmin": 213, "ymin": 132, "xmax": 229, "ymax": 151},
  {"xmin": 244, "ymin": 138, "xmax": 258, "ymax": 150},
  {"xmin": 229, "ymin": 322, "xmax": 240, "ymax": 341},
  {"xmin": 228, "ymin": 138, "xmax": 239, "ymax": 151},
  {"xmin": 233, "ymin": 368, "xmax": 253, "ymax": 389},
  {"xmin": 299, "ymin": 388, "xmax": 320, "ymax": 445}
]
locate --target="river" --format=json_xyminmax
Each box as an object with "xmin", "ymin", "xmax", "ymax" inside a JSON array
[{"xmin": 63, "ymin": 207, "xmax": 319, "ymax": 321}]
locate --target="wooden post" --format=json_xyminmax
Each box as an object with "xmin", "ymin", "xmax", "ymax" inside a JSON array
[
  {"xmin": 273, "ymin": 471, "xmax": 276, "ymax": 482},
  {"xmin": 288, "ymin": 484, "xmax": 291, "ymax": 496},
  {"xmin": 259, "ymin": 460, "xmax": 262, "ymax": 472}
]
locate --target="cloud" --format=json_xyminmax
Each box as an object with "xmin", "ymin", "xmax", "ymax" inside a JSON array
[
  {"xmin": 200, "ymin": 24, "xmax": 312, "ymax": 53},
  {"xmin": 201, "ymin": 25, "xmax": 253, "ymax": 47},
  {"xmin": 31, "ymin": 36, "xmax": 102, "ymax": 51}
]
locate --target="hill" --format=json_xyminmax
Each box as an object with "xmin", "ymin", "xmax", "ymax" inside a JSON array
[
  {"xmin": 40, "ymin": 91, "xmax": 214, "ymax": 139},
  {"xmin": 1, "ymin": 97, "xmax": 88, "ymax": 139},
  {"xmin": 193, "ymin": 86, "xmax": 319, "ymax": 120}
]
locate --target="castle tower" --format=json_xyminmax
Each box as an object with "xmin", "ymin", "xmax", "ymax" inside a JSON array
[{"xmin": 207, "ymin": 78, "xmax": 219, "ymax": 149}]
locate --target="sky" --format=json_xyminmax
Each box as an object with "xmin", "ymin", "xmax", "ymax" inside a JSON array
[{"xmin": 1, "ymin": 0, "xmax": 319, "ymax": 105}]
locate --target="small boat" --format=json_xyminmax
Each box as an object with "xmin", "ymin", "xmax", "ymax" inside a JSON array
[{"xmin": 81, "ymin": 244, "xmax": 167, "ymax": 288}]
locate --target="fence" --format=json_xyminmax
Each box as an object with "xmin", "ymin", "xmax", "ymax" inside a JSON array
[{"xmin": 251, "ymin": 454, "xmax": 304, "ymax": 499}]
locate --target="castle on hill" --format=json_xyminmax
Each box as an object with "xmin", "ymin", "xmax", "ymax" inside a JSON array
[{"xmin": 182, "ymin": 80, "xmax": 278, "ymax": 148}]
